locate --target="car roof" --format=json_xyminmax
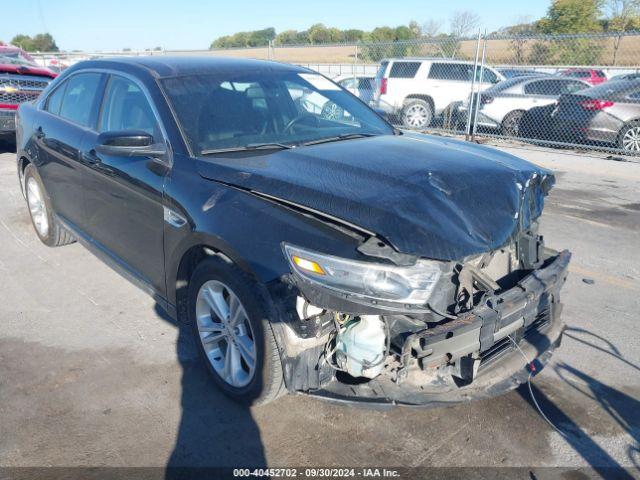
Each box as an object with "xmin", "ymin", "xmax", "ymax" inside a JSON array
[
  {"xmin": 69, "ymin": 56, "xmax": 309, "ymax": 78},
  {"xmin": 581, "ymin": 78, "xmax": 640, "ymax": 97},
  {"xmin": 381, "ymin": 57, "xmax": 480, "ymax": 64},
  {"xmin": 333, "ymin": 73, "xmax": 372, "ymax": 80}
]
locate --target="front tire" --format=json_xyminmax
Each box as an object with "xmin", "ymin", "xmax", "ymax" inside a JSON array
[
  {"xmin": 187, "ymin": 257, "xmax": 284, "ymax": 405},
  {"xmin": 23, "ymin": 164, "xmax": 75, "ymax": 247}
]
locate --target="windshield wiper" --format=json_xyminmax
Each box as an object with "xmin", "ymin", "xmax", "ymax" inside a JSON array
[
  {"xmin": 300, "ymin": 132, "xmax": 379, "ymax": 147},
  {"xmin": 200, "ymin": 142, "xmax": 294, "ymax": 155}
]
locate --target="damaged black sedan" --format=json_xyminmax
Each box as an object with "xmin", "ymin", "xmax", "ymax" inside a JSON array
[{"xmin": 16, "ymin": 57, "xmax": 570, "ymax": 406}]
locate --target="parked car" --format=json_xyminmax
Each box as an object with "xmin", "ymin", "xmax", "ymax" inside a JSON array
[
  {"xmin": 558, "ymin": 68, "xmax": 607, "ymax": 85},
  {"xmin": 0, "ymin": 44, "xmax": 37, "ymax": 64},
  {"xmin": 333, "ymin": 74, "xmax": 374, "ymax": 103},
  {"xmin": 460, "ymin": 76, "xmax": 589, "ymax": 136},
  {"xmin": 550, "ymin": 79, "xmax": 640, "ymax": 153},
  {"xmin": 373, "ymin": 58, "xmax": 505, "ymax": 129},
  {"xmin": 16, "ymin": 57, "xmax": 570, "ymax": 406},
  {"xmin": 498, "ymin": 68, "xmax": 551, "ymax": 79},
  {"xmin": 296, "ymin": 74, "xmax": 374, "ymax": 120},
  {"xmin": 608, "ymin": 72, "xmax": 640, "ymax": 82},
  {"xmin": 0, "ymin": 51, "xmax": 56, "ymax": 141}
]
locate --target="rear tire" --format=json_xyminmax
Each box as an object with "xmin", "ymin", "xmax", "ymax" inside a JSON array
[
  {"xmin": 401, "ymin": 99, "xmax": 433, "ymax": 129},
  {"xmin": 501, "ymin": 110, "xmax": 525, "ymax": 137},
  {"xmin": 23, "ymin": 164, "xmax": 75, "ymax": 247},
  {"xmin": 618, "ymin": 121, "xmax": 640, "ymax": 154},
  {"xmin": 187, "ymin": 256, "xmax": 285, "ymax": 405}
]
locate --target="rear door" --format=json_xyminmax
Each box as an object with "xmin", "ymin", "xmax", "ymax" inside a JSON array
[
  {"xmin": 427, "ymin": 62, "xmax": 475, "ymax": 112},
  {"xmin": 81, "ymin": 74, "xmax": 169, "ymax": 295},
  {"xmin": 35, "ymin": 72, "xmax": 105, "ymax": 228}
]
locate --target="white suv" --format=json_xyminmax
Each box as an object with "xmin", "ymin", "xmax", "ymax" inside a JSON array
[{"xmin": 373, "ymin": 58, "xmax": 505, "ymax": 129}]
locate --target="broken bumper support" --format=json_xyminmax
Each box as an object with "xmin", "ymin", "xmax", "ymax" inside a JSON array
[{"xmin": 300, "ymin": 249, "xmax": 571, "ymax": 406}]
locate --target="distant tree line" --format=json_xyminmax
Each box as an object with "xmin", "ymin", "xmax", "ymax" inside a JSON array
[
  {"xmin": 208, "ymin": 1, "xmax": 640, "ymax": 65},
  {"xmin": 210, "ymin": 22, "xmax": 423, "ymax": 49},
  {"xmin": 4, "ymin": 0, "xmax": 640, "ymax": 65}
]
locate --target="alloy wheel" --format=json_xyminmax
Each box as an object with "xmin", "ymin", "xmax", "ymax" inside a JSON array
[
  {"xmin": 321, "ymin": 102, "xmax": 344, "ymax": 120},
  {"xmin": 26, "ymin": 177, "xmax": 49, "ymax": 238},
  {"xmin": 195, "ymin": 280, "xmax": 257, "ymax": 388},
  {"xmin": 404, "ymin": 104, "xmax": 429, "ymax": 128},
  {"xmin": 622, "ymin": 126, "xmax": 640, "ymax": 152}
]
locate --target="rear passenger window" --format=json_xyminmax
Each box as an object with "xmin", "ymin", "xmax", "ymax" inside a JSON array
[
  {"xmin": 45, "ymin": 81, "xmax": 67, "ymax": 115},
  {"xmin": 58, "ymin": 73, "xmax": 102, "ymax": 127},
  {"xmin": 389, "ymin": 62, "xmax": 420, "ymax": 78},
  {"xmin": 478, "ymin": 69, "xmax": 498, "ymax": 84},
  {"xmin": 99, "ymin": 75, "xmax": 158, "ymax": 137},
  {"xmin": 428, "ymin": 63, "xmax": 472, "ymax": 81},
  {"xmin": 525, "ymin": 80, "xmax": 560, "ymax": 95}
]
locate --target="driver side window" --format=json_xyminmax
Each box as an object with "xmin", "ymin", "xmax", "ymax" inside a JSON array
[{"xmin": 98, "ymin": 75, "xmax": 159, "ymax": 138}]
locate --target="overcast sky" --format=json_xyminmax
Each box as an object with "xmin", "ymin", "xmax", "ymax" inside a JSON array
[{"xmin": 2, "ymin": 0, "xmax": 552, "ymax": 51}]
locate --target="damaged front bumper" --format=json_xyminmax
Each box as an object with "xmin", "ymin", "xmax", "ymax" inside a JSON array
[{"xmin": 275, "ymin": 248, "xmax": 570, "ymax": 407}]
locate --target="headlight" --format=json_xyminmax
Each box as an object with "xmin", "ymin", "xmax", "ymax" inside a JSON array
[{"xmin": 283, "ymin": 244, "xmax": 443, "ymax": 305}]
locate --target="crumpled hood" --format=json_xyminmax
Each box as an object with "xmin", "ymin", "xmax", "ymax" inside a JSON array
[{"xmin": 196, "ymin": 132, "xmax": 554, "ymax": 261}]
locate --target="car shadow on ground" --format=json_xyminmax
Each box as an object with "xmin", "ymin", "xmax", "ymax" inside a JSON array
[
  {"xmin": 517, "ymin": 326, "xmax": 640, "ymax": 477},
  {"xmin": 153, "ymin": 304, "xmax": 267, "ymax": 477}
]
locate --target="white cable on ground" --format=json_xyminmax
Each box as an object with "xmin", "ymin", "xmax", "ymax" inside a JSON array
[{"xmin": 508, "ymin": 335, "xmax": 568, "ymax": 439}]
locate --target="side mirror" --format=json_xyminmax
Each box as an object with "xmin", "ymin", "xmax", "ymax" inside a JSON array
[
  {"xmin": 373, "ymin": 107, "xmax": 389, "ymax": 120},
  {"xmin": 95, "ymin": 130, "xmax": 166, "ymax": 157}
]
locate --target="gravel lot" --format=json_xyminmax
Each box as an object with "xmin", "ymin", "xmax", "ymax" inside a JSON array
[{"xmin": 0, "ymin": 138, "xmax": 639, "ymax": 475}]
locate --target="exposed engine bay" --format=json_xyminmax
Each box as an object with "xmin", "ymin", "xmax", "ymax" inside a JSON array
[{"xmin": 273, "ymin": 224, "xmax": 570, "ymax": 405}]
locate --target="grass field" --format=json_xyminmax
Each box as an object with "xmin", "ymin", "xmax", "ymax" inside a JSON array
[{"xmin": 195, "ymin": 36, "xmax": 640, "ymax": 68}]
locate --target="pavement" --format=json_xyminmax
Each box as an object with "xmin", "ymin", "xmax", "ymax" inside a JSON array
[{"xmin": 0, "ymin": 138, "xmax": 639, "ymax": 475}]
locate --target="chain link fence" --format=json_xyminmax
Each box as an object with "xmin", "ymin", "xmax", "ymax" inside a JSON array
[{"xmin": 29, "ymin": 31, "xmax": 640, "ymax": 155}]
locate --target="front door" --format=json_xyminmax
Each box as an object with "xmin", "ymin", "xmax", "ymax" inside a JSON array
[{"xmin": 81, "ymin": 74, "xmax": 169, "ymax": 295}]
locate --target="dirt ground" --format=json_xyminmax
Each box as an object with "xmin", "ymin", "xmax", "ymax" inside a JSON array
[{"xmin": 0, "ymin": 138, "xmax": 639, "ymax": 477}]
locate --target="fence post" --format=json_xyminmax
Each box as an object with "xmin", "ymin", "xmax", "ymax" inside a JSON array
[
  {"xmin": 471, "ymin": 32, "xmax": 488, "ymax": 142},
  {"xmin": 353, "ymin": 43, "xmax": 358, "ymax": 86},
  {"xmin": 465, "ymin": 31, "xmax": 482, "ymax": 141}
]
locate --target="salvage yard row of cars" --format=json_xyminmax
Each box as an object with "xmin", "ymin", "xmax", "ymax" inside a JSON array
[{"xmin": 371, "ymin": 58, "xmax": 640, "ymax": 153}]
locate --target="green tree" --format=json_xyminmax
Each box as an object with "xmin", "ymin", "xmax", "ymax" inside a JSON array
[
  {"xmin": 11, "ymin": 34, "xmax": 35, "ymax": 51},
  {"xmin": 535, "ymin": 0, "xmax": 604, "ymax": 64},
  {"xmin": 308, "ymin": 24, "xmax": 332, "ymax": 44},
  {"xmin": 31, "ymin": 33, "xmax": 59, "ymax": 51},
  {"xmin": 342, "ymin": 29, "xmax": 365, "ymax": 42},
  {"xmin": 210, "ymin": 27, "xmax": 275, "ymax": 48},
  {"xmin": 536, "ymin": 0, "xmax": 603, "ymax": 33},
  {"xmin": 274, "ymin": 29, "xmax": 301, "ymax": 45},
  {"xmin": 360, "ymin": 24, "xmax": 422, "ymax": 61}
]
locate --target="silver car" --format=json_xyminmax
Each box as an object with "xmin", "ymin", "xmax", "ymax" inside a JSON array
[
  {"xmin": 552, "ymin": 79, "xmax": 640, "ymax": 153},
  {"xmin": 464, "ymin": 76, "xmax": 589, "ymax": 136}
]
